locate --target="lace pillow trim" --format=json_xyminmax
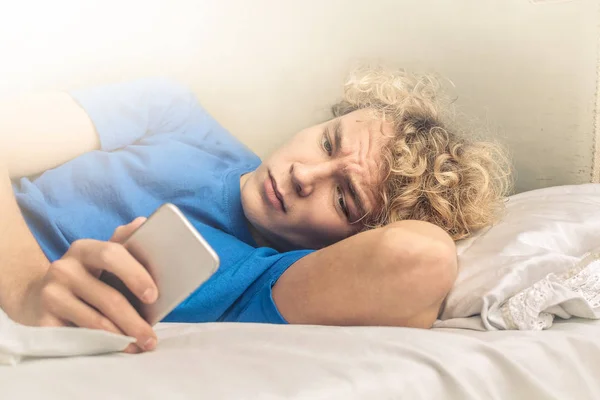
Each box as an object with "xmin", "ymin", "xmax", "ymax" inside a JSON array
[{"xmin": 501, "ymin": 248, "xmax": 600, "ymax": 330}]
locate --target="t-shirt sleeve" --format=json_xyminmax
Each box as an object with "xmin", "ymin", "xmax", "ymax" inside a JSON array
[
  {"xmin": 69, "ymin": 78, "xmax": 209, "ymax": 152},
  {"xmin": 222, "ymin": 249, "xmax": 314, "ymax": 324}
]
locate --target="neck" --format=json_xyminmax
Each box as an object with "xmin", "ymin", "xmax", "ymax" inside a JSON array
[{"xmin": 246, "ymin": 221, "xmax": 274, "ymax": 248}]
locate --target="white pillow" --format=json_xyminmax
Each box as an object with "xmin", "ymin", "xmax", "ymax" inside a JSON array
[{"xmin": 439, "ymin": 183, "xmax": 600, "ymax": 330}]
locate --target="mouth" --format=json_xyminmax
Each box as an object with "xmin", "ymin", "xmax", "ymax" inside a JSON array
[{"xmin": 265, "ymin": 171, "xmax": 286, "ymax": 213}]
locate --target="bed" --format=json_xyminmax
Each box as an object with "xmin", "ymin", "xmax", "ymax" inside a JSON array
[
  {"xmin": 3, "ymin": 183, "xmax": 600, "ymax": 399},
  {"xmin": 2, "ymin": 0, "xmax": 600, "ymax": 399},
  {"xmin": 2, "ymin": 320, "xmax": 600, "ymax": 399}
]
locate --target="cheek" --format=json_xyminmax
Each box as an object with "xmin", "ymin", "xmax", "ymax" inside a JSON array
[
  {"xmin": 293, "ymin": 196, "xmax": 350, "ymax": 242},
  {"xmin": 241, "ymin": 173, "xmax": 267, "ymax": 225}
]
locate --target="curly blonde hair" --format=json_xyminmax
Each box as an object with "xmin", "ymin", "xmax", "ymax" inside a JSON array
[{"xmin": 332, "ymin": 67, "xmax": 512, "ymax": 240}]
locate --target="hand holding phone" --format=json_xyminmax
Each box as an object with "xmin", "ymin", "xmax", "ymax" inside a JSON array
[
  {"xmin": 100, "ymin": 203, "xmax": 220, "ymax": 326},
  {"xmin": 19, "ymin": 217, "xmax": 159, "ymax": 353},
  {"xmin": 20, "ymin": 204, "xmax": 219, "ymax": 354}
]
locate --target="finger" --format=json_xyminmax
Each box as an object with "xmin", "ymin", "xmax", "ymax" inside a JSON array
[
  {"xmin": 37, "ymin": 283, "xmax": 72, "ymax": 327},
  {"xmin": 47, "ymin": 287, "xmax": 124, "ymax": 336},
  {"xmin": 123, "ymin": 343, "xmax": 142, "ymax": 354},
  {"xmin": 38, "ymin": 314, "xmax": 68, "ymax": 327},
  {"xmin": 69, "ymin": 268, "xmax": 157, "ymax": 352},
  {"xmin": 67, "ymin": 239, "xmax": 158, "ymax": 304},
  {"xmin": 110, "ymin": 217, "xmax": 147, "ymax": 243},
  {"xmin": 57, "ymin": 289, "xmax": 144, "ymax": 354}
]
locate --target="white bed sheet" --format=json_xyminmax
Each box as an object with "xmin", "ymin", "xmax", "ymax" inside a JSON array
[{"xmin": 1, "ymin": 320, "xmax": 599, "ymax": 399}]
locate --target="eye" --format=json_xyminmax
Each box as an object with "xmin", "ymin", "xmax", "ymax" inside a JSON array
[
  {"xmin": 336, "ymin": 186, "xmax": 350, "ymax": 219},
  {"xmin": 321, "ymin": 131, "xmax": 333, "ymax": 156}
]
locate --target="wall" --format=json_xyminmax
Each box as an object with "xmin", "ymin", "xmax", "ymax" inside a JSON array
[{"xmin": 1, "ymin": 0, "xmax": 598, "ymax": 193}]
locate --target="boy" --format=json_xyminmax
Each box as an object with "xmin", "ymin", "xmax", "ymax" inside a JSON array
[{"xmin": 0, "ymin": 68, "xmax": 510, "ymax": 352}]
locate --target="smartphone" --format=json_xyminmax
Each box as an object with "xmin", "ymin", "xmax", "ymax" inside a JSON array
[{"xmin": 99, "ymin": 203, "xmax": 220, "ymax": 326}]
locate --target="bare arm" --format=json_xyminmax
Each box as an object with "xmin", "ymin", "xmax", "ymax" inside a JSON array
[
  {"xmin": 0, "ymin": 157, "xmax": 158, "ymax": 351},
  {"xmin": 0, "ymin": 92, "xmax": 99, "ymax": 317},
  {"xmin": 0, "ymin": 92, "xmax": 99, "ymax": 178},
  {"xmin": 0, "ymin": 166, "xmax": 51, "ymax": 318},
  {"xmin": 0, "ymin": 83, "xmax": 196, "ymax": 351},
  {"xmin": 273, "ymin": 220, "xmax": 457, "ymax": 328}
]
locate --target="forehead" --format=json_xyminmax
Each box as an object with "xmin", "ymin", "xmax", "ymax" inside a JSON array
[
  {"xmin": 337, "ymin": 109, "xmax": 393, "ymax": 141},
  {"xmin": 334, "ymin": 109, "xmax": 392, "ymax": 220},
  {"xmin": 335, "ymin": 109, "xmax": 392, "ymax": 164}
]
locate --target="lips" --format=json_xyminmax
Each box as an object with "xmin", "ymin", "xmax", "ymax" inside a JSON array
[{"xmin": 265, "ymin": 172, "xmax": 286, "ymax": 212}]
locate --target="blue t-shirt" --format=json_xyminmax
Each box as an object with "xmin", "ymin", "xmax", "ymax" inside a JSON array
[{"xmin": 12, "ymin": 78, "xmax": 312, "ymax": 324}]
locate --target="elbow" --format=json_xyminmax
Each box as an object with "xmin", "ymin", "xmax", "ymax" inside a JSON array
[
  {"xmin": 378, "ymin": 221, "xmax": 458, "ymax": 328},
  {"xmin": 382, "ymin": 220, "xmax": 457, "ymax": 279},
  {"xmin": 411, "ymin": 243, "xmax": 457, "ymax": 329},
  {"xmin": 421, "ymin": 232, "xmax": 458, "ymax": 301}
]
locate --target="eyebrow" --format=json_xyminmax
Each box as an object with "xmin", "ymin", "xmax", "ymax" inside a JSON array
[{"xmin": 331, "ymin": 120, "xmax": 368, "ymax": 221}]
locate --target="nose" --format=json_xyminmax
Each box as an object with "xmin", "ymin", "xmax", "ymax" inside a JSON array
[{"xmin": 290, "ymin": 162, "xmax": 334, "ymax": 197}]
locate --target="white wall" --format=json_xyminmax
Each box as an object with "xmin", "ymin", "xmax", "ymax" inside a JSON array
[{"xmin": 1, "ymin": 0, "xmax": 598, "ymax": 193}]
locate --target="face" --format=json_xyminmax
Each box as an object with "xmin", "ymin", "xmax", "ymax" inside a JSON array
[{"xmin": 240, "ymin": 109, "xmax": 392, "ymax": 251}]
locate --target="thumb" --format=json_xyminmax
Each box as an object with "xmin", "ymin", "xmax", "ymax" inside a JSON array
[{"xmin": 109, "ymin": 217, "xmax": 147, "ymax": 243}]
